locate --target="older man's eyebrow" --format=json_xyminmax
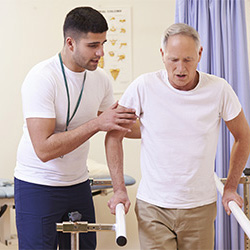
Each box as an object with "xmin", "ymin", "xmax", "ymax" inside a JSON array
[{"xmin": 185, "ymin": 56, "xmax": 194, "ymax": 60}]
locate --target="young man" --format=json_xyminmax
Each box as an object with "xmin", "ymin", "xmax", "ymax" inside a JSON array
[
  {"xmin": 105, "ymin": 23, "xmax": 250, "ymax": 249},
  {"xmin": 15, "ymin": 7, "xmax": 136, "ymax": 249}
]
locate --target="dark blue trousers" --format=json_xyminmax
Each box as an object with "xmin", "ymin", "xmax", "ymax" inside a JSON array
[{"xmin": 14, "ymin": 178, "xmax": 96, "ymax": 250}]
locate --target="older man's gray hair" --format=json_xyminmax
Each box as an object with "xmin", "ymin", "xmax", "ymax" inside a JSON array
[{"xmin": 161, "ymin": 23, "xmax": 201, "ymax": 52}]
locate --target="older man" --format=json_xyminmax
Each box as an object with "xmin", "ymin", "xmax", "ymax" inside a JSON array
[{"xmin": 105, "ymin": 23, "xmax": 250, "ymax": 249}]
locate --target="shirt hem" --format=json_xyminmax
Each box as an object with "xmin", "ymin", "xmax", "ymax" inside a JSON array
[
  {"xmin": 136, "ymin": 194, "xmax": 217, "ymax": 209},
  {"xmin": 14, "ymin": 173, "xmax": 89, "ymax": 187}
]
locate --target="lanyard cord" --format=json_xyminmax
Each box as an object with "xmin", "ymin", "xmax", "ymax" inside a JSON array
[{"xmin": 58, "ymin": 52, "xmax": 87, "ymax": 131}]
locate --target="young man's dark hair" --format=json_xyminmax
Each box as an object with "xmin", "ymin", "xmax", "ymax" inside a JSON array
[{"xmin": 63, "ymin": 7, "xmax": 108, "ymax": 41}]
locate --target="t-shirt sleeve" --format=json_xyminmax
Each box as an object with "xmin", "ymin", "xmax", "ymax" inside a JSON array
[
  {"xmin": 21, "ymin": 71, "xmax": 56, "ymax": 119},
  {"xmin": 221, "ymin": 82, "xmax": 242, "ymax": 121},
  {"xmin": 119, "ymin": 76, "xmax": 143, "ymax": 117}
]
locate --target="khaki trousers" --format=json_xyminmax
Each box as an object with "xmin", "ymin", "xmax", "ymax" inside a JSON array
[{"xmin": 135, "ymin": 199, "xmax": 217, "ymax": 250}]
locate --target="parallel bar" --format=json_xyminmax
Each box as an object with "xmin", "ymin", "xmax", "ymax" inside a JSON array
[
  {"xmin": 87, "ymin": 223, "xmax": 115, "ymax": 231},
  {"xmin": 244, "ymin": 182, "xmax": 250, "ymax": 249},
  {"xmin": 56, "ymin": 222, "xmax": 114, "ymax": 232},
  {"xmin": 220, "ymin": 177, "xmax": 250, "ymax": 184},
  {"xmin": 214, "ymin": 172, "xmax": 250, "ymax": 239},
  {"xmin": 56, "ymin": 203, "xmax": 127, "ymax": 247},
  {"xmin": 89, "ymin": 178, "xmax": 112, "ymax": 186},
  {"xmin": 71, "ymin": 233, "xmax": 79, "ymax": 250},
  {"xmin": 115, "ymin": 203, "xmax": 127, "ymax": 246}
]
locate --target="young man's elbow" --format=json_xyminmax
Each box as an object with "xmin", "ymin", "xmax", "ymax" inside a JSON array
[{"xmin": 35, "ymin": 150, "xmax": 52, "ymax": 163}]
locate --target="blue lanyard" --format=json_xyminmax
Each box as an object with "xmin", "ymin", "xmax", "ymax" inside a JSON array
[{"xmin": 58, "ymin": 53, "xmax": 86, "ymax": 131}]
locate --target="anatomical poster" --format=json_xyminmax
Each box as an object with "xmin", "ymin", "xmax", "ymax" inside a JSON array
[{"xmin": 99, "ymin": 7, "xmax": 132, "ymax": 94}]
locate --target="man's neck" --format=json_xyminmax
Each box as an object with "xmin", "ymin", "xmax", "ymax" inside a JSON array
[{"xmin": 60, "ymin": 49, "xmax": 85, "ymax": 73}]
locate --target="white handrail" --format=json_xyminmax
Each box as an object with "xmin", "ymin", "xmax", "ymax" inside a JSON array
[
  {"xmin": 115, "ymin": 203, "xmax": 127, "ymax": 246},
  {"xmin": 214, "ymin": 172, "xmax": 250, "ymax": 238}
]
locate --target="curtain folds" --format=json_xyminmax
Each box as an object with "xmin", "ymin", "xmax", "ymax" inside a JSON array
[{"xmin": 175, "ymin": 0, "xmax": 250, "ymax": 249}]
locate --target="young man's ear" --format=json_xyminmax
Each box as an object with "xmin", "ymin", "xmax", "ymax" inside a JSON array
[{"xmin": 65, "ymin": 37, "xmax": 75, "ymax": 51}]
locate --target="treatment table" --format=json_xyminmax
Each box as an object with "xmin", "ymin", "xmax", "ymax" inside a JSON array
[{"xmin": 0, "ymin": 178, "xmax": 16, "ymax": 246}]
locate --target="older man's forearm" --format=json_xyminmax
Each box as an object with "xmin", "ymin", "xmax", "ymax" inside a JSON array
[
  {"xmin": 105, "ymin": 131, "xmax": 127, "ymax": 192},
  {"xmin": 225, "ymin": 139, "xmax": 250, "ymax": 191}
]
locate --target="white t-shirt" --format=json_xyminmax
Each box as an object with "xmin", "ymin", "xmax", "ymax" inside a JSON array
[
  {"xmin": 119, "ymin": 69, "xmax": 241, "ymax": 209},
  {"xmin": 15, "ymin": 54, "xmax": 114, "ymax": 186}
]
